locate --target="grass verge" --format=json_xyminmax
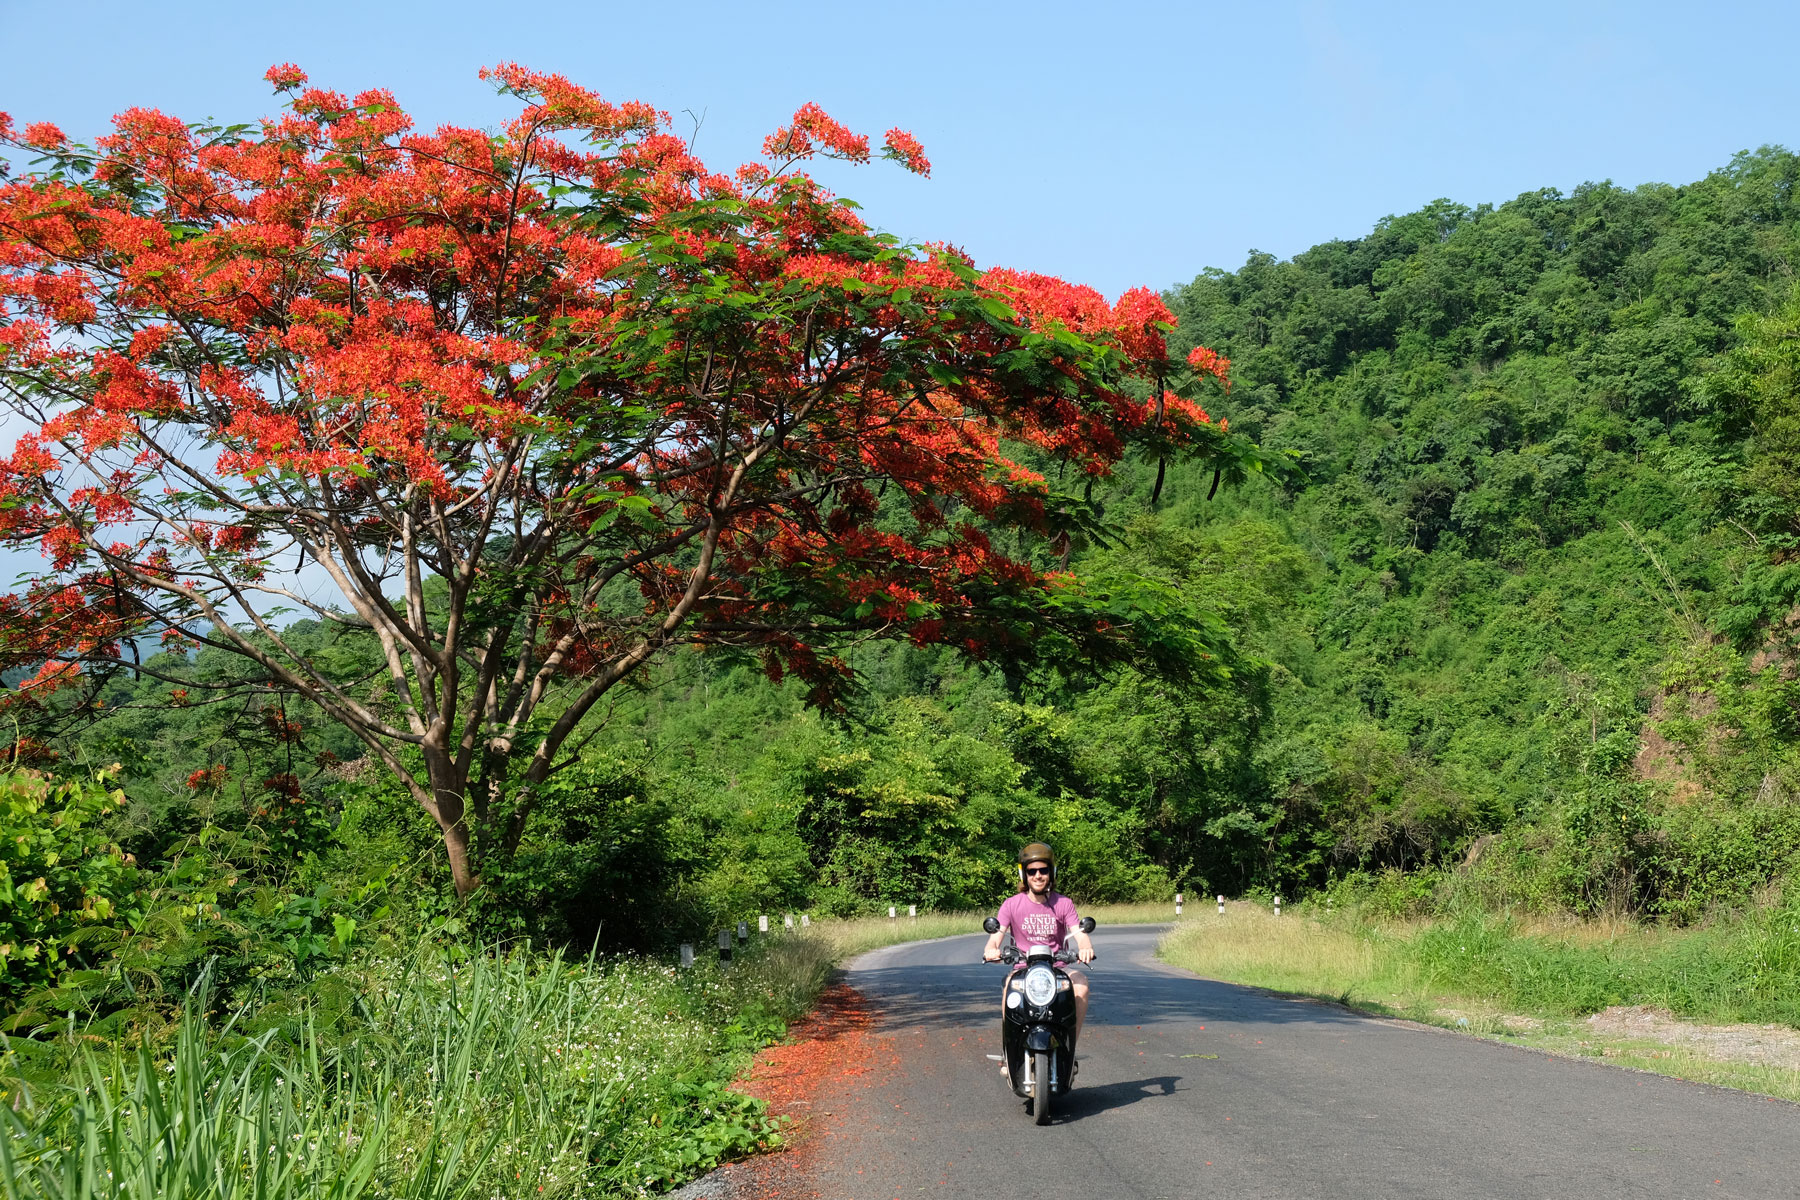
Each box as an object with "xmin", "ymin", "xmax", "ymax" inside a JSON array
[{"xmin": 1158, "ymin": 903, "xmax": 1800, "ymax": 1103}]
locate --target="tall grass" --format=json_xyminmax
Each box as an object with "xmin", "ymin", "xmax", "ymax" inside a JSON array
[
  {"xmin": 1157, "ymin": 905, "xmax": 1409, "ymax": 1007},
  {"xmin": 1403, "ymin": 906, "xmax": 1800, "ymax": 1025},
  {"xmin": 0, "ymin": 939, "xmax": 828, "ymax": 1200}
]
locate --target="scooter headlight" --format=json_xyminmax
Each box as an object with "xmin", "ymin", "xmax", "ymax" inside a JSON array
[{"xmin": 1023, "ymin": 965, "xmax": 1057, "ymax": 1007}]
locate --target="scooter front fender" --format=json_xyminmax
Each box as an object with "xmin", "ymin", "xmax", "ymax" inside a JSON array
[{"xmin": 1024, "ymin": 1025, "xmax": 1058, "ymax": 1054}]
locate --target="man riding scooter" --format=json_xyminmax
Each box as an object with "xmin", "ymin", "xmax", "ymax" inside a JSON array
[{"xmin": 982, "ymin": 843, "xmax": 1095, "ymax": 1076}]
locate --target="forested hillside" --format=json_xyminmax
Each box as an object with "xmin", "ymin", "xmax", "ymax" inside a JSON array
[
  {"xmin": 1165, "ymin": 148, "xmax": 1800, "ymax": 919},
  {"xmin": 27, "ymin": 148, "xmax": 1800, "ymax": 957}
]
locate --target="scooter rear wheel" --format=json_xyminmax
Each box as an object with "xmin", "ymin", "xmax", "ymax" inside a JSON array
[{"xmin": 1031, "ymin": 1050, "xmax": 1052, "ymax": 1125}]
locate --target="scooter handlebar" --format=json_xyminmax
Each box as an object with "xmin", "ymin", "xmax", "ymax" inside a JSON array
[{"xmin": 981, "ymin": 949, "xmax": 1097, "ymax": 965}]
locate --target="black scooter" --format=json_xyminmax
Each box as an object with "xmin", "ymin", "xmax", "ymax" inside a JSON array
[{"xmin": 982, "ymin": 914, "xmax": 1097, "ymax": 1124}]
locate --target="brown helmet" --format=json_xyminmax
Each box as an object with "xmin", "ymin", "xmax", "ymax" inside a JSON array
[{"xmin": 1017, "ymin": 841, "xmax": 1056, "ymax": 889}]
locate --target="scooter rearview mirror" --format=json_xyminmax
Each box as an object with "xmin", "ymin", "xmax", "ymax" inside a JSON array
[
  {"xmin": 1079, "ymin": 917, "xmax": 1096, "ymax": 934},
  {"xmin": 983, "ymin": 916, "xmax": 1001, "ymax": 934}
]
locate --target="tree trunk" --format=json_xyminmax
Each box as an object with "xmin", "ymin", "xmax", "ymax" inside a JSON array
[
  {"xmin": 442, "ymin": 815, "xmax": 478, "ymax": 898},
  {"xmin": 424, "ymin": 746, "xmax": 479, "ymax": 898}
]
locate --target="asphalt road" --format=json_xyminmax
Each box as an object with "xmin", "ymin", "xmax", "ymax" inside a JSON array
[{"xmin": 786, "ymin": 923, "xmax": 1800, "ymax": 1200}]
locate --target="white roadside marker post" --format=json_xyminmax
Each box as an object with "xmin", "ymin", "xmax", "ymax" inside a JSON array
[
  {"xmin": 717, "ymin": 928, "xmax": 733, "ymax": 966},
  {"xmin": 784, "ymin": 913, "xmax": 794, "ymax": 930},
  {"xmin": 1175, "ymin": 891, "xmax": 1183, "ymax": 916},
  {"xmin": 908, "ymin": 904, "xmax": 917, "ymax": 918},
  {"xmin": 801, "ymin": 913, "xmax": 810, "ymax": 928},
  {"xmin": 888, "ymin": 905, "xmax": 896, "ymax": 921},
  {"xmin": 759, "ymin": 914, "xmax": 769, "ymax": 934},
  {"xmin": 680, "ymin": 943, "xmax": 694, "ymax": 969},
  {"xmin": 1217, "ymin": 895, "xmax": 1225, "ymax": 914},
  {"xmin": 1274, "ymin": 895, "xmax": 1282, "ymax": 917}
]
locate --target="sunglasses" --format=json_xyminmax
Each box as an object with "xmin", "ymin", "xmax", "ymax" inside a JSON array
[{"xmin": 1024, "ymin": 866, "xmax": 1051, "ymax": 877}]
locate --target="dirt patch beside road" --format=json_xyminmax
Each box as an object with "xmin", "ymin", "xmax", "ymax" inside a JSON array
[
  {"xmin": 669, "ymin": 981, "xmax": 889, "ymax": 1200},
  {"xmin": 1583, "ymin": 1004, "xmax": 1800, "ymax": 1071}
]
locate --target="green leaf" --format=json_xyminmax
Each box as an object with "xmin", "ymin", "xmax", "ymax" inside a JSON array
[{"xmin": 979, "ymin": 296, "xmax": 1017, "ymax": 322}]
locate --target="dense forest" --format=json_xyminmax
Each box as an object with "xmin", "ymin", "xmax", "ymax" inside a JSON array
[{"xmin": 13, "ymin": 146, "xmax": 1800, "ymax": 1000}]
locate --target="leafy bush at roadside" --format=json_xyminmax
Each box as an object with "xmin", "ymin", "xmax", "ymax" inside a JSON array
[{"xmin": 0, "ymin": 771, "xmax": 139, "ymax": 1005}]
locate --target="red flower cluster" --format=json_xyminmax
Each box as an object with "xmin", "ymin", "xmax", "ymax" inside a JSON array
[
  {"xmin": 20, "ymin": 122, "xmax": 66, "ymax": 150},
  {"xmin": 261, "ymin": 709, "xmax": 304, "ymax": 743},
  {"xmin": 261, "ymin": 772, "xmax": 303, "ymax": 802},
  {"xmin": 263, "ymin": 63, "xmax": 308, "ymax": 91},
  {"xmin": 882, "ymin": 128, "xmax": 931, "ymax": 177},
  {"xmin": 763, "ymin": 101, "xmax": 870, "ymax": 164},
  {"xmin": 1187, "ymin": 345, "xmax": 1232, "ymax": 387}
]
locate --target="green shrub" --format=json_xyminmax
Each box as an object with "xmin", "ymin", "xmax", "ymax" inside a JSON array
[
  {"xmin": 0, "ymin": 770, "xmax": 139, "ymax": 1005},
  {"xmin": 1325, "ymin": 867, "xmax": 1448, "ymax": 918}
]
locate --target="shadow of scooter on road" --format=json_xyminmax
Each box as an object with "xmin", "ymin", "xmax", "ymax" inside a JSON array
[{"xmin": 1046, "ymin": 1073, "xmax": 1182, "ymax": 1121}]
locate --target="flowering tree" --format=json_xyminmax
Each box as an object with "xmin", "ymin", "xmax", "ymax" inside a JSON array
[{"xmin": 0, "ymin": 66, "xmax": 1273, "ymax": 895}]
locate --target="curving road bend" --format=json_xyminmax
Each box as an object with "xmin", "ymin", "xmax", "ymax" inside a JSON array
[{"xmin": 780, "ymin": 924, "xmax": 1799, "ymax": 1200}]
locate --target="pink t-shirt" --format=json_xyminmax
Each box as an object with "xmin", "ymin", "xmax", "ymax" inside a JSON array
[{"xmin": 997, "ymin": 890, "xmax": 1080, "ymax": 955}]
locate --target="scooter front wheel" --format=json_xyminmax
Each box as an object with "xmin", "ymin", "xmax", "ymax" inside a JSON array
[{"xmin": 1031, "ymin": 1050, "xmax": 1052, "ymax": 1125}]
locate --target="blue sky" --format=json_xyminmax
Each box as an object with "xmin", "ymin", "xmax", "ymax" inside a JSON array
[{"xmin": 1, "ymin": 0, "xmax": 1796, "ymax": 300}]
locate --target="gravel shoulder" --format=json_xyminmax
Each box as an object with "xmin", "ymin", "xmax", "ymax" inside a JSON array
[{"xmin": 1582, "ymin": 1005, "xmax": 1800, "ymax": 1069}]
